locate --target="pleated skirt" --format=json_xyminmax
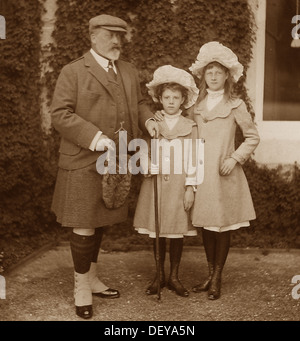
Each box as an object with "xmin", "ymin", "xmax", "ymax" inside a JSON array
[{"xmin": 51, "ymin": 163, "xmax": 128, "ymax": 228}]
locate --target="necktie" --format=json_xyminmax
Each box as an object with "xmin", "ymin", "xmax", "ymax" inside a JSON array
[{"xmin": 108, "ymin": 60, "xmax": 117, "ymax": 80}]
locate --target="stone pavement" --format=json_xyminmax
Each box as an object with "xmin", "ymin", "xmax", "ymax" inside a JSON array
[{"xmin": 1, "ymin": 242, "xmax": 300, "ymax": 322}]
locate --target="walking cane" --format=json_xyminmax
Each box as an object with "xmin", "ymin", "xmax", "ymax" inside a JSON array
[{"xmin": 152, "ymin": 131, "xmax": 161, "ymax": 301}]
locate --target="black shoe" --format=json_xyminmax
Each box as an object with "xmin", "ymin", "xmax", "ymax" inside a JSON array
[
  {"xmin": 93, "ymin": 288, "xmax": 120, "ymax": 299},
  {"xmin": 146, "ymin": 277, "xmax": 165, "ymax": 295},
  {"xmin": 207, "ymin": 282, "xmax": 221, "ymax": 300},
  {"xmin": 167, "ymin": 278, "xmax": 189, "ymax": 297},
  {"xmin": 207, "ymin": 268, "xmax": 222, "ymax": 300},
  {"xmin": 192, "ymin": 278, "xmax": 211, "ymax": 293},
  {"xmin": 76, "ymin": 305, "xmax": 93, "ymax": 319}
]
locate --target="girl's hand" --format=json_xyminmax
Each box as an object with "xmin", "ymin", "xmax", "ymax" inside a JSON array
[
  {"xmin": 220, "ymin": 158, "xmax": 237, "ymax": 176},
  {"xmin": 154, "ymin": 111, "xmax": 164, "ymax": 121},
  {"xmin": 184, "ymin": 186, "xmax": 194, "ymax": 211}
]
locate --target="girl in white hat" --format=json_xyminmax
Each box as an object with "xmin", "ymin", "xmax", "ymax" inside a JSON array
[
  {"xmin": 133, "ymin": 65, "xmax": 201, "ymax": 297},
  {"xmin": 188, "ymin": 42, "xmax": 260, "ymax": 300}
]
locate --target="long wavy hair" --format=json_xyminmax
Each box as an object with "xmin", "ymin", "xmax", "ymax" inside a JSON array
[{"xmin": 195, "ymin": 61, "xmax": 237, "ymax": 105}]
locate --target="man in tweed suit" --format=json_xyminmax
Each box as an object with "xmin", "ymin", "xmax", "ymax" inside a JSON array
[{"xmin": 51, "ymin": 14, "xmax": 157, "ymax": 319}]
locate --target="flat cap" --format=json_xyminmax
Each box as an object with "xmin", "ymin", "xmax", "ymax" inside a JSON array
[{"xmin": 89, "ymin": 14, "xmax": 127, "ymax": 33}]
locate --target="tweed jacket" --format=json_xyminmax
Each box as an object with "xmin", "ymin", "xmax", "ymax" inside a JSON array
[{"xmin": 51, "ymin": 51, "xmax": 153, "ymax": 170}]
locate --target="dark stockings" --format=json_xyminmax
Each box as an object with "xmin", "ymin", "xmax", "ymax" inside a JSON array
[
  {"xmin": 146, "ymin": 238, "xmax": 166, "ymax": 295},
  {"xmin": 168, "ymin": 238, "xmax": 189, "ymax": 297},
  {"xmin": 193, "ymin": 229, "xmax": 230, "ymax": 300},
  {"xmin": 70, "ymin": 228, "xmax": 104, "ymax": 273},
  {"xmin": 91, "ymin": 228, "xmax": 104, "ymax": 263},
  {"xmin": 146, "ymin": 238, "xmax": 188, "ymax": 297},
  {"xmin": 70, "ymin": 232, "xmax": 95, "ymax": 274}
]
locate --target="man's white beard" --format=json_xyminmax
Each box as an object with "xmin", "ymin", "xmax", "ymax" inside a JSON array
[{"xmin": 107, "ymin": 49, "xmax": 121, "ymax": 61}]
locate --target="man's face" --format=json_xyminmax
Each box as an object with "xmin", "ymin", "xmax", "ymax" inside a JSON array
[{"xmin": 91, "ymin": 28, "xmax": 122, "ymax": 61}]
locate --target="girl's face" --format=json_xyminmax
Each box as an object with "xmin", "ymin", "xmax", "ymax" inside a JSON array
[
  {"xmin": 159, "ymin": 88, "xmax": 184, "ymax": 115},
  {"xmin": 204, "ymin": 64, "xmax": 228, "ymax": 91}
]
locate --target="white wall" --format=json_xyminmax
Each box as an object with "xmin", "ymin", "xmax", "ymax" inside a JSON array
[
  {"xmin": 40, "ymin": 0, "xmax": 57, "ymax": 134},
  {"xmin": 247, "ymin": 0, "xmax": 300, "ymax": 166}
]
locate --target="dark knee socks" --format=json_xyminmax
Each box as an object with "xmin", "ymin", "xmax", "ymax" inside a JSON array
[
  {"xmin": 202, "ymin": 229, "xmax": 231, "ymax": 268},
  {"xmin": 91, "ymin": 228, "xmax": 104, "ymax": 263},
  {"xmin": 202, "ymin": 229, "xmax": 217, "ymax": 264},
  {"xmin": 169, "ymin": 238, "xmax": 183, "ymax": 278},
  {"xmin": 215, "ymin": 231, "xmax": 230, "ymax": 268},
  {"xmin": 70, "ymin": 232, "xmax": 95, "ymax": 274},
  {"xmin": 153, "ymin": 237, "xmax": 166, "ymax": 263}
]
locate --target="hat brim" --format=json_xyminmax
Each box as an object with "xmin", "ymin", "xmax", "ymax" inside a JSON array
[
  {"xmin": 189, "ymin": 42, "xmax": 244, "ymax": 83},
  {"xmin": 189, "ymin": 60, "xmax": 243, "ymax": 83},
  {"xmin": 146, "ymin": 65, "xmax": 199, "ymax": 109},
  {"xmin": 101, "ymin": 26, "xmax": 127, "ymax": 32}
]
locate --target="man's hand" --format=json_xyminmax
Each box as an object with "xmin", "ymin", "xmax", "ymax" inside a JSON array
[
  {"xmin": 154, "ymin": 110, "xmax": 164, "ymax": 122},
  {"xmin": 145, "ymin": 119, "xmax": 159, "ymax": 138},
  {"xmin": 95, "ymin": 135, "xmax": 114, "ymax": 151}
]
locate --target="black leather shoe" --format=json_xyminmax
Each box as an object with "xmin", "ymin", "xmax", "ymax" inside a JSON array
[
  {"xmin": 93, "ymin": 288, "xmax": 120, "ymax": 299},
  {"xmin": 207, "ymin": 282, "xmax": 221, "ymax": 300},
  {"xmin": 192, "ymin": 278, "xmax": 211, "ymax": 293},
  {"xmin": 76, "ymin": 305, "xmax": 93, "ymax": 319},
  {"xmin": 167, "ymin": 279, "xmax": 189, "ymax": 297},
  {"xmin": 146, "ymin": 272, "xmax": 166, "ymax": 295},
  {"xmin": 146, "ymin": 279, "xmax": 166, "ymax": 295},
  {"xmin": 207, "ymin": 266, "xmax": 222, "ymax": 300}
]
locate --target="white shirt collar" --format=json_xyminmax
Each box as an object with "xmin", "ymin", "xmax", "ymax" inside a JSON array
[
  {"xmin": 90, "ymin": 48, "xmax": 117, "ymax": 73},
  {"xmin": 162, "ymin": 110, "xmax": 182, "ymax": 119},
  {"xmin": 206, "ymin": 88, "xmax": 224, "ymax": 98},
  {"xmin": 162, "ymin": 110, "xmax": 182, "ymax": 130}
]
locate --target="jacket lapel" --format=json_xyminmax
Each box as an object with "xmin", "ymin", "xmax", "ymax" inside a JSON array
[
  {"xmin": 84, "ymin": 51, "xmax": 115, "ymax": 98},
  {"xmin": 116, "ymin": 61, "xmax": 132, "ymax": 107}
]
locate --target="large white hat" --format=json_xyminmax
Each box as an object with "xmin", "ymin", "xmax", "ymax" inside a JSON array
[
  {"xmin": 146, "ymin": 65, "xmax": 199, "ymax": 108},
  {"xmin": 189, "ymin": 41, "xmax": 244, "ymax": 82}
]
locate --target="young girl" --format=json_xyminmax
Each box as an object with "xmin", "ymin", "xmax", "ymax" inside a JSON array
[
  {"xmin": 188, "ymin": 41, "xmax": 260, "ymax": 300},
  {"xmin": 133, "ymin": 65, "xmax": 200, "ymax": 297}
]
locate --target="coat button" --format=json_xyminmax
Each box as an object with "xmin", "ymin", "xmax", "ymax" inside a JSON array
[
  {"xmin": 203, "ymin": 118, "xmax": 208, "ymax": 123},
  {"xmin": 164, "ymin": 175, "xmax": 169, "ymax": 181}
]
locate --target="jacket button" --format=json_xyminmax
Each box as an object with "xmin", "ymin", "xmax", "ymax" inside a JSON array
[{"xmin": 164, "ymin": 175, "xmax": 169, "ymax": 181}]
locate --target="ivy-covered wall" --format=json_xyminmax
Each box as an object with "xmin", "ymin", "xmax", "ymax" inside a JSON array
[
  {"xmin": 0, "ymin": 0, "xmax": 57, "ymax": 240},
  {"xmin": 0, "ymin": 0, "xmax": 299, "ymax": 249}
]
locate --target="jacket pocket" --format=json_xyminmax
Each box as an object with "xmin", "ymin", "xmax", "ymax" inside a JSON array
[{"xmin": 59, "ymin": 138, "xmax": 81, "ymax": 156}]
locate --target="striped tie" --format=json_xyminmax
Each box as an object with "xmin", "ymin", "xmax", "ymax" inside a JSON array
[{"xmin": 108, "ymin": 60, "xmax": 116, "ymax": 80}]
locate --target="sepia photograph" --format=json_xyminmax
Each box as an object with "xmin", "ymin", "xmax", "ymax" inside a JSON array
[{"xmin": 0, "ymin": 0, "xmax": 299, "ymax": 329}]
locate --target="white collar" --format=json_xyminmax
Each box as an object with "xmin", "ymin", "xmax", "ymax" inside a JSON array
[
  {"xmin": 162, "ymin": 110, "xmax": 182, "ymax": 119},
  {"xmin": 206, "ymin": 88, "xmax": 224, "ymax": 98},
  {"xmin": 90, "ymin": 48, "xmax": 117, "ymax": 72}
]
